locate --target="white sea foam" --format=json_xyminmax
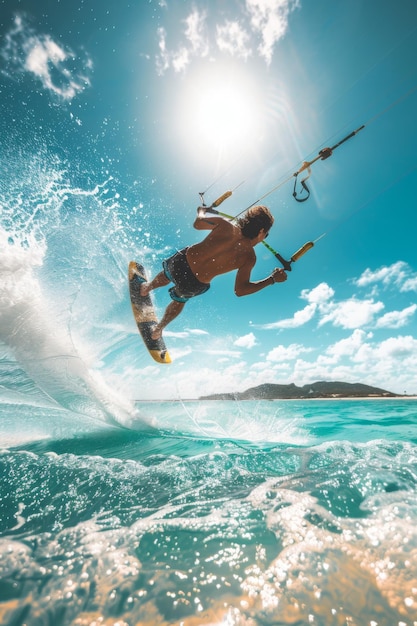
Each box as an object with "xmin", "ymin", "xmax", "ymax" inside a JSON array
[{"xmin": 0, "ymin": 227, "xmax": 143, "ymax": 426}]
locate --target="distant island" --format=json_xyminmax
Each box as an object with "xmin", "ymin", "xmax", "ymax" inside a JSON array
[{"xmin": 199, "ymin": 381, "xmax": 402, "ymax": 401}]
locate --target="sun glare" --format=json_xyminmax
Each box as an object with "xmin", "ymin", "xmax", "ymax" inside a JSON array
[
  {"xmin": 194, "ymin": 83, "xmax": 257, "ymax": 146},
  {"xmin": 177, "ymin": 67, "xmax": 264, "ymax": 163}
]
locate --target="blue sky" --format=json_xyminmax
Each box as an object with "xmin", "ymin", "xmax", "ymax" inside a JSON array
[{"xmin": 1, "ymin": 0, "xmax": 417, "ymax": 400}]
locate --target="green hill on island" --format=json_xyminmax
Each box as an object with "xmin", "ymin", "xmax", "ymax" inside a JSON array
[{"xmin": 199, "ymin": 381, "xmax": 398, "ymax": 401}]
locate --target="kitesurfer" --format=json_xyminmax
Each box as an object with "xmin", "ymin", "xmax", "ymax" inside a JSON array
[{"xmin": 140, "ymin": 205, "xmax": 287, "ymax": 339}]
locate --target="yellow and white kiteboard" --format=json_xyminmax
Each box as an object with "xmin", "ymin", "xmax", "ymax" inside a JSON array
[{"xmin": 128, "ymin": 261, "xmax": 171, "ymax": 364}]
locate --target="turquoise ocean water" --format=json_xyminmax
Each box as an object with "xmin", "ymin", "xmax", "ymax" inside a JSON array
[{"xmin": 1, "ymin": 397, "xmax": 417, "ymax": 626}]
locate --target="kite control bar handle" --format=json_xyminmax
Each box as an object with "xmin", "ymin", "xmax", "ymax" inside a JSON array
[
  {"xmin": 199, "ymin": 190, "xmax": 232, "ymax": 210},
  {"xmin": 291, "ymin": 240, "xmax": 314, "ymax": 262},
  {"xmin": 212, "ymin": 190, "xmax": 232, "ymax": 207},
  {"xmin": 264, "ymin": 240, "xmax": 314, "ymax": 271}
]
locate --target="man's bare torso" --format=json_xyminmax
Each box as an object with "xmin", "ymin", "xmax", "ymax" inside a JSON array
[{"xmin": 186, "ymin": 219, "xmax": 255, "ymax": 283}]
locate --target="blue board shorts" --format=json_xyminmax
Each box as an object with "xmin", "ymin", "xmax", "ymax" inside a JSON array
[{"xmin": 163, "ymin": 248, "xmax": 210, "ymax": 303}]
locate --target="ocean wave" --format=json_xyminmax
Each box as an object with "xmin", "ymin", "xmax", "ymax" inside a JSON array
[
  {"xmin": 0, "ymin": 146, "xmax": 153, "ymax": 430},
  {"xmin": 1, "ymin": 438, "xmax": 417, "ymax": 625}
]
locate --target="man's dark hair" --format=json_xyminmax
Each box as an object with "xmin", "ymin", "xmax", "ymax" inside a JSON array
[{"xmin": 238, "ymin": 205, "xmax": 274, "ymax": 239}]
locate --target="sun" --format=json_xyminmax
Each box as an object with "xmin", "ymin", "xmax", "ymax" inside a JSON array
[
  {"xmin": 192, "ymin": 81, "xmax": 258, "ymax": 147},
  {"xmin": 176, "ymin": 65, "xmax": 264, "ymax": 163}
]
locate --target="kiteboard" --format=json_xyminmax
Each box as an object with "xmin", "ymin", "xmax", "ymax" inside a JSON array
[{"xmin": 128, "ymin": 261, "xmax": 171, "ymax": 364}]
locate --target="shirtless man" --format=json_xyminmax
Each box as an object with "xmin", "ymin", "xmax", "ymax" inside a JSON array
[{"xmin": 140, "ymin": 204, "xmax": 287, "ymax": 339}]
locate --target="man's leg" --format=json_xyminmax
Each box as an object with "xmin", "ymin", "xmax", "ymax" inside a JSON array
[
  {"xmin": 140, "ymin": 271, "xmax": 170, "ymax": 297},
  {"xmin": 152, "ymin": 300, "xmax": 185, "ymax": 339}
]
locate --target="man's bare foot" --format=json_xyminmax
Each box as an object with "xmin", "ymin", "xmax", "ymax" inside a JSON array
[
  {"xmin": 151, "ymin": 325, "xmax": 163, "ymax": 340},
  {"xmin": 139, "ymin": 281, "xmax": 151, "ymax": 297}
]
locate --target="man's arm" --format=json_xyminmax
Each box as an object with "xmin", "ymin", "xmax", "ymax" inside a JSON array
[{"xmin": 235, "ymin": 261, "xmax": 287, "ymax": 296}]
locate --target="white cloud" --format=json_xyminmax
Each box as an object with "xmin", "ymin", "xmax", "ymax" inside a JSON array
[
  {"xmin": 254, "ymin": 282, "xmax": 334, "ymax": 330},
  {"xmin": 126, "ymin": 325, "xmax": 417, "ymax": 398},
  {"xmin": 319, "ymin": 297, "xmax": 385, "ymax": 329},
  {"xmin": 156, "ymin": 9, "xmax": 209, "ymax": 74},
  {"xmin": 216, "ymin": 21, "xmax": 252, "ymax": 60},
  {"xmin": 234, "ymin": 332, "xmax": 257, "ymax": 349},
  {"xmin": 375, "ymin": 304, "xmax": 417, "ymax": 329},
  {"xmin": 154, "ymin": 1, "xmax": 298, "ymax": 73},
  {"xmin": 164, "ymin": 327, "xmax": 209, "ymax": 339},
  {"xmin": 324, "ymin": 329, "xmax": 368, "ymax": 361},
  {"xmin": 1, "ymin": 14, "xmax": 93, "ymax": 101},
  {"xmin": 155, "ymin": 27, "xmax": 170, "ymax": 74},
  {"xmin": 185, "ymin": 9, "xmax": 210, "ymax": 55},
  {"xmin": 301, "ymin": 282, "xmax": 335, "ymax": 305},
  {"xmin": 266, "ymin": 342, "xmax": 310, "ymax": 362},
  {"xmin": 258, "ymin": 302, "xmax": 316, "ymax": 329},
  {"xmin": 172, "ymin": 360, "xmax": 250, "ymax": 398},
  {"xmin": 402, "ymin": 276, "xmax": 417, "ymax": 293},
  {"xmin": 246, "ymin": 0, "xmax": 300, "ymax": 65},
  {"xmin": 355, "ymin": 261, "xmax": 417, "ymax": 293},
  {"xmin": 356, "ymin": 261, "xmax": 408, "ymax": 286},
  {"xmin": 171, "ymin": 48, "xmax": 191, "ymax": 73},
  {"xmin": 185, "ymin": 328, "xmax": 210, "ymax": 336},
  {"xmin": 287, "ymin": 333, "xmax": 417, "ymax": 395},
  {"xmin": 206, "ymin": 349, "xmax": 243, "ymax": 358},
  {"xmin": 377, "ymin": 335, "xmax": 417, "ymax": 359},
  {"xmin": 254, "ymin": 271, "xmax": 416, "ymax": 333}
]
